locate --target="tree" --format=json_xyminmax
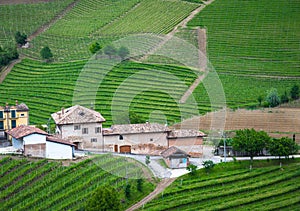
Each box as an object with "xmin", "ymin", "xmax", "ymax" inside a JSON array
[
  {"xmin": 40, "ymin": 46, "xmax": 53, "ymax": 61},
  {"xmin": 15, "ymin": 31, "xmax": 27, "ymax": 46},
  {"xmin": 118, "ymin": 46, "xmax": 130, "ymax": 60},
  {"xmin": 0, "ymin": 46, "xmax": 19, "ymax": 67},
  {"xmin": 104, "ymin": 45, "xmax": 117, "ymax": 59},
  {"xmin": 186, "ymin": 164, "xmax": 197, "ymax": 175},
  {"xmin": 232, "ymin": 129, "xmax": 270, "ymax": 166},
  {"xmin": 145, "ymin": 155, "xmax": 150, "ymax": 165},
  {"xmin": 257, "ymin": 95, "xmax": 263, "ymax": 106},
  {"xmin": 124, "ymin": 183, "xmax": 131, "ymax": 199},
  {"xmin": 268, "ymin": 137, "xmax": 298, "ymax": 160},
  {"xmin": 290, "ymin": 85, "xmax": 299, "ymax": 100},
  {"xmin": 89, "ymin": 42, "xmax": 102, "ymax": 54},
  {"xmin": 137, "ymin": 178, "xmax": 143, "ymax": 192},
  {"xmin": 266, "ymin": 88, "xmax": 280, "ymax": 107},
  {"xmin": 85, "ymin": 186, "xmax": 121, "ymax": 211},
  {"xmin": 202, "ymin": 160, "xmax": 214, "ymax": 173},
  {"xmin": 280, "ymin": 90, "xmax": 289, "ymax": 104}
]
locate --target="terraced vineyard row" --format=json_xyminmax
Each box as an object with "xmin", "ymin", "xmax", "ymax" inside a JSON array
[
  {"xmin": 0, "ymin": 155, "xmax": 154, "ymax": 210},
  {"xmin": 0, "ymin": 0, "xmax": 74, "ymax": 46},
  {"xmin": 142, "ymin": 160, "xmax": 300, "ymax": 210},
  {"xmin": 21, "ymin": 0, "xmax": 200, "ymax": 61},
  {"xmin": 187, "ymin": 0, "xmax": 300, "ymax": 76}
]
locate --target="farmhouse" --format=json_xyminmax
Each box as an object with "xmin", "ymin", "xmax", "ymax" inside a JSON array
[
  {"xmin": 0, "ymin": 101, "xmax": 29, "ymax": 145},
  {"xmin": 7, "ymin": 125, "xmax": 75, "ymax": 159},
  {"xmin": 51, "ymin": 105, "xmax": 105, "ymax": 150},
  {"xmin": 103, "ymin": 123, "xmax": 170, "ymax": 154},
  {"xmin": 161, "ymin": 146, "xmax": 190, "ymax": 169},
  {"xmin": 168, "ymin": 129, "xmax": 206, "ymax": 157}
]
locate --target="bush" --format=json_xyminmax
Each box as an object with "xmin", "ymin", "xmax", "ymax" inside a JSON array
[
  {"xmin": 202, "ymin": 160, "xmax": 215, "ymax": 173},
  {"xmin": 186, "ymin": 164, "xmax": 197, "ymax": 175}
]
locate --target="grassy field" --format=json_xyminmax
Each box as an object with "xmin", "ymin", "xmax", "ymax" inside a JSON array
[
  {"xmin": 187, "ymin": 0, "xmax": 300, "ymax": 76},
  {"xmin": 0, "ymin": 155, "xmax": 155, "ymax": 210},
  {"xmin": 141, "ymin": 159, "xmax": 300, "ymax": 210}
]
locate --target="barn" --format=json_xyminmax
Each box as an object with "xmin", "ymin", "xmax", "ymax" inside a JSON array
[{"xmin": 7, "ymin": 125, "xmax": 75, "ymax": 159}]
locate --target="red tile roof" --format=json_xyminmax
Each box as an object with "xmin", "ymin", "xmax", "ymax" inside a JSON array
[
  {"xmin": 7, "ymin": 125, "xmax": 48, "ymax": 139},
  {"xmin": 46, "ymin": 136, "xmax": 76, "ymax": 146}
]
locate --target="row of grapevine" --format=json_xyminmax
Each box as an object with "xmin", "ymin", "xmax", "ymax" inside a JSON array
[
  {"xmin": 0, "ymin": 155, "xmax": 155, "ymax": 210},
  {"xmin": 142, "ymin": 161, "xmax": 300, "ymax": 210}
]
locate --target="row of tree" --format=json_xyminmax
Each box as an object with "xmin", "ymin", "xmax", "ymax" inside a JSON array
[
  {"xmin": 89, "ymin": 42, "xmax": 130, "ymax": 60},
  {"xmin": 258, "ymin": 85, "xmax": 299, "ymax": 107},
  {"xmin": 227, "ymin": 129, "xmax": 298, "ymax": 163}
]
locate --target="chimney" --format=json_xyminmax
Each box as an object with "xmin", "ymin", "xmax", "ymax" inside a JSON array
[
  {"xmin": 15, "ymin": 100, "xmax": 18, "ymax": 106},
  {"xmin": 61, "ymin": 107, "xmax": 65, "ymax": 115}
]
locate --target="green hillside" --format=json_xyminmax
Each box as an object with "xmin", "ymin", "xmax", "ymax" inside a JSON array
[
  {"xmin": 188, "ymin": 0, "xmax": 300, "ymax": 76},
  {"xmin": 0, "ymin": 155, "xmax": 155, "ymax": 210},
  {"xmin": 0, "ymin": 0, "xmax": 299, "ymax": 125},
  {"xmin": 142, "ymin": 159, "xmax": 300, "ymax": 210}
]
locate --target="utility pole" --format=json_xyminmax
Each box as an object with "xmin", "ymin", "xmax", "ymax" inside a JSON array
[{"xmin": 223, "ymin": 132, "xmax": 226, "ymax": 162}]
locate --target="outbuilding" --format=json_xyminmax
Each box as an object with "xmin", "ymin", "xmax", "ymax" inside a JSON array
[
  {"xmin": 161, "ymin": 146, "xmax": 190, "ymax": 169},
  {"xmin": 7, "ymin": 125, "xmax": 75, "ymax": 159}
]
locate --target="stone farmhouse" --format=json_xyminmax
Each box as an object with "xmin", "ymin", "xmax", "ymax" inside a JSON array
[
  {"xmin": 161, "ymin": 146, "xmax": 190, "ymax": 169},
  {"xmin": 7, "ymin": 125, "xmax": 75, "ymax": 159},
  {"xmin": 51, "ymin": 105, "xmax": 206, "ymax": 156},
  {"xmin": 51, "ymin": 105, "xmax": 105, "ymax": 150}
]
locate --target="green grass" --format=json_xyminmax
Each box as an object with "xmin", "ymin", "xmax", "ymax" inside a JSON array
[
  {"xmin": 187, "ymin": 0, "xmax": 300, "ymax": 76},
  {"xmin": 0, "ymin": 155, "xmax": 155, "ymax": 211},
  {"xmin": 141, "ymin": 158, "xmax": 300, "ymax": 210}
]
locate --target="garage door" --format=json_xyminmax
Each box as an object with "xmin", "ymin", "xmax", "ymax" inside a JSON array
[{"xmin": 119, "ymin": 145, "xmax": 131, "ymax": 153}]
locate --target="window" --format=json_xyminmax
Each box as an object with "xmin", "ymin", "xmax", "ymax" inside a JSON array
[
  {"xmin": 82, "ymin": 128, "xmax": 88, "ymax": 134},
  {"xmin": 91, "ymin": 138, "xmax": 97, "ymax": 143},
  {"xmin": 11, "ymin": 120, "xmax": 16, "ymax": 128},
  {"xmin": 11, "ymin": 110, "xmax": 16, "ymax": 118},
  {"xmin": 0, "ymin": 121, "xmax": 3, "ymax": 130},
  {"xmin": 150, "ymin": 138, "xmax": 153, "ymax": 142},
  {"xmin": 119, "ymin": 135, "xmax": 123, "ymax": 140},
  {"xmin": 74, "ymin": 125, "xmax": 81, "ymax": 130},
  {"xmin": 20, "ymin": 113, "xmax": 25, "ymax": 117},
  {"xmin": 0, "ymin": 111, "xmax": 3, "ymax": 119},
  {"xmin": 95, "ymin": 127, "xmax": 101, "ymax": 134}
]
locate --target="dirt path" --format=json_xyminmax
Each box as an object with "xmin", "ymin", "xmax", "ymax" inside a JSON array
[
  {"xmin": 126, "ymin": 178, "xmax": 176, "ymax": 211},
  {"xmin": 140, "ymin": 0, "xmax": 215, "ymax": 61},
  {"xmin": 0, "ymin": 57, "xmax": 23, "ymax": 83},
  {"xmin": 0, "ymin": 0, "xmax": 79, "ymax": 84}
]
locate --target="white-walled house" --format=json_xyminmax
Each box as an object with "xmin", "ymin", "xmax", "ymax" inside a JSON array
[
  {"xmin": 7, "ymin": 125, "xmax": 75, "ymax": 159},
  {"xmin": 103, "ymin": 123, "xmax": 170, "ymax": 154},
  {"xmin": 51, "ymin": 105, "xmax": 105, "ymax": 150},
  {"xmin": 161, "ymin": 146, "xmax": 190, "ymax": 169}
]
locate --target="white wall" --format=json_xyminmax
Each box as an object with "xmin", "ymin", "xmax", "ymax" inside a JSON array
[
  {"xmin": 61, "ymin": 122, "xmax": 103, "ymax": 149},
  {"xmin": 46, "ymin": 141, "xmax": 73, "ymax": 159},
  {"xmin": 12, "ymin": 137, "xmax": 23, "ymax": 150},
  {"xmin": 24, "ymin": 134, "xmax": 46, "ymax": 145}
]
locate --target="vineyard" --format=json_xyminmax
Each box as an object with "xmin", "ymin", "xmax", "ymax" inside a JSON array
[
  {"xmin": 0, "ymin": 155, "xmax": 155, "ymax": 210},
  {"xmin": 141, "ymin": 159, "xmax": 300, "ymax": 210},
  {"xmin": 187, "ymin": 0, "xmax": 300, "ymax": 76}
]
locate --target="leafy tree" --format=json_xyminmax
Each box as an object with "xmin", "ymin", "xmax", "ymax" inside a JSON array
[
  {"xmin": 290, "ymin": 85, "xmax": 299, "ymax": 100},
  {"xmin": 266, "ymin": 88, "xmax": 280, "ymax": 107},
  {"xmin": 14, "ymin": 31, "xmax": 27, "ymax": 46},
  {"xmin": 232, "ymin": 129, "xmax": 270, "ymax": 165},
  {"xmin": 104, "ymin": 45, "xmax": 117, "ymax": 59},
  {"xmin": 89, "ymin": 42, "xmax": 102, "ymax": 54},
  {"xmin": 202, "ymin": 160, "xmax": 214, "ymax": 173},
  {"xmin": 145, "ymin": 155, "xmax": 150, "ymax": 165},
  {"xmin": 0, "ymin": 46, "xmax": 19, "ymax": 66},
  {"xmin": 40, "ymin": 46, "xmax": 53, "ymax": 61},
  {"xmin": 268, "ymin": 137, "xmax": 298, "ymax": 159},
  {"xmin": 280, "ymin": 90, "xmax": 289, "ymax": 104},
  {"xmin": 124, "ymin": 183, "xmax": 131, "ymax": 199},
  {"xmin": 137, "ymin": 178, "xmax": 143, "ymax": 192},
  {"xmin": 186, "ymin": 163, "xmax": 197, "ymax": 175},
  {"xmin": 118, "ymin": 46, "xmax": 130, "ymax": 60},
  {"xmin": 257, "ymin": 95, "xmax": 263, "ymax": 106},
  {"xmin": 85, "ymin": 186, "xmax": 121, "ymax": 211}
]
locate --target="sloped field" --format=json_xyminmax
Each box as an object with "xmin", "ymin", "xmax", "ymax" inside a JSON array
[
  {"xmin": 0, "ymin": 155, "xmax": 154, "ymax": 210},
  {"xmin": 142, "ymin": 160, "xmax": 300, "ymax": 210}
]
